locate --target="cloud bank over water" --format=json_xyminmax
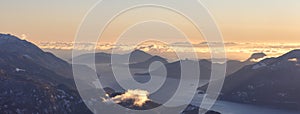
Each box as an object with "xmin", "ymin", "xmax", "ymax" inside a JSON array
[{"xmin": 37, "ymin": 41, "xmax": 300, "ymax": 61}]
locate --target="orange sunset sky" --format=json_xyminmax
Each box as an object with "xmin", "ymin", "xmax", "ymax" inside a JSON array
[{"xmin": 0, "ymin": 0, "xmax": 300, "ymax": 43}]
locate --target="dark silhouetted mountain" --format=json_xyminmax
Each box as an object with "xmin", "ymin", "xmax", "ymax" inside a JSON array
[
  {"xmin": 72, "ymin": 52, "xmax": 118, "ymax": 64},
  {"xmin": 127, "ymin": 49, "xmax": 153, "ymax": 63},
  {"xmin": 72, "ymin": 49, "xmax": 153, "ymax": 64},
  {"xmin": 209, "ymin": 50, "xmax": 300, "ymax": 110},
  {"xmin": 136, "ymin": 52, "xmax": 263, "ymax": 80},
  {"xmin": 0, "ymin": 70, "xmax": 91, "ymax": 113},
  {"xmin": 246, "ymin": 52, "xmax": 267, "ymax": 61},
  {"xmin": 182, "ymin": 105, "xmax": 221, "ymax": 114},
  {"xmin": 226, "ymin": 52, "xmax": 266, "ymax": 75},
  {"xmin": 0, "ymin": 34, "xmax": 92, "ymax": 113},
  {"xmin": 136, "ymin": 59, "xmax": 212, "ymax": 80},
  {"xmin": 205, "ymin": 110, "xmax": 221, "ymax": 114},
  {"xmin": 0, "ymin": 34, "xmax": 73, "ymax": 79},
  {"xmin": 129, "ymin": 55, "xmax": 168, "ymax": 68},
  {"xmin": 279, "ymin": 49, "xmax": 300, "ymax": 60}
]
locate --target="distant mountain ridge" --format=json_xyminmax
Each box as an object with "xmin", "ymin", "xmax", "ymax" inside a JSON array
[
  {"xmin": 72, "ymin": 49, "xmax": 154, "ymax": 64},
  {"xmin": 129, "ymin": 55, "xmax": 168, "ymax": 68},
  {"xmin": 136, "ymin": 52, "xmax": 265, "ymax": 80}
]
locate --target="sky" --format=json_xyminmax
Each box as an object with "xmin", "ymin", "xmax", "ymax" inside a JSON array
[{"xmin": 0, "ymin": 0, "xmax": 300, "ymax": 43}]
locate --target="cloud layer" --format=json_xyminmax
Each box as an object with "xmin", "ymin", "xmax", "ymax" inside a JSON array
[{"xmin": 37, "ymin": 41, "xmax": 300, "ymax": 61}]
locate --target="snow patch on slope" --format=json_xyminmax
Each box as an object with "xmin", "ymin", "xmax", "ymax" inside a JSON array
[{"xmin": 252, "ymin": 62, "xmax": 267, "ymax": 69}]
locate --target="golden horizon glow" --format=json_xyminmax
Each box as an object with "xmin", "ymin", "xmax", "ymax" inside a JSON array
[{"xmin": 0, "ymin": 0, "xmax": 300, "ymax": 43}]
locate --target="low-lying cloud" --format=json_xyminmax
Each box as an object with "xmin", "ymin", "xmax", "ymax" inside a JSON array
[
  {"xmin": 102, "ymin": 89, "xmax": 150, "ymax": 107},
  {"xmin": 38, "ymin": 41, "xmax": 300, "ymax": 61}
]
